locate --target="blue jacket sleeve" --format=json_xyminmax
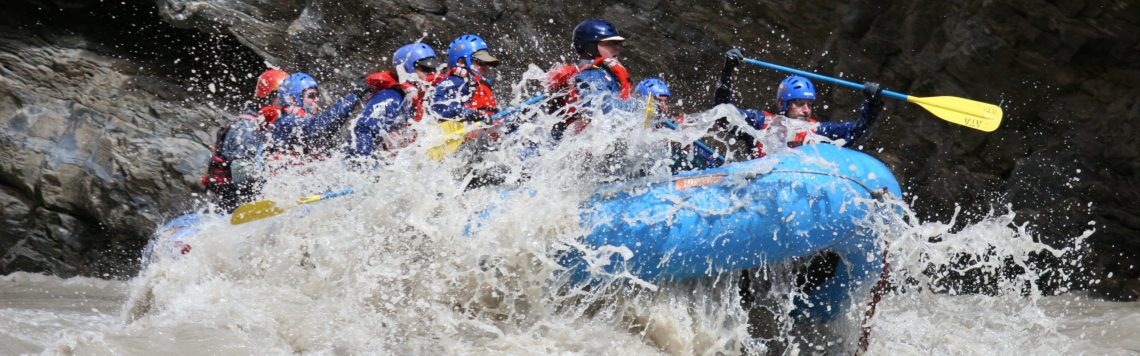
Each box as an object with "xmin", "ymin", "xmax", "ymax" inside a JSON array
[
  {"xmin": 360, "ymin": 89, "xmax": 407, "ymax": 131},
  {"xmin": 575, "ymin": 68, "xmax": 636, "ymax": 114},
  {"xmin": 430, "ymin": 76, "xmax": 479, "ymax": 120},
  {"xmin": 302, "ymin": 92, "xmax": 361, "ymax": 145},
  {"xmin": 271, "ymin": 92, "xmax": 361, "ymax": 149},
  {"xmin": 271, "ymin": 113, "xmax": 304, "ymax": 147},
  {"xmin": 351, "ymin": 119, "xmax": 377, "ymax": 157},
  {"xmin": 738, "ymin": 108, "xmax": 769, "ymax": 130},
  {"xmin": 350, "ymin": 89, "xmax": 406, "ymax": 157}
]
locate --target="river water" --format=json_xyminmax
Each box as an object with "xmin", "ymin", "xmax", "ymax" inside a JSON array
[
  {"xmin": 1, "ymin": 92, "xmax": 1127, "ymax": 355},
  {"xmin": 4, "ymin": 274, "xmax": 1138, "ymax": 354}
]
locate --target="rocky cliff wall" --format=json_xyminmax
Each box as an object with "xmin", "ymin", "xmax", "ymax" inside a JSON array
[
  {"xmin": 0, "ymin": 0, "xmax": 262, "ymax": 275},
  {"xmin": 1, "ymin": 0, "xmax": 1136, "ymax": 297}
]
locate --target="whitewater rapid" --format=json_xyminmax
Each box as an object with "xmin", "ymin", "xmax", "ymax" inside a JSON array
[
  {"xmin": 5, "ymin": 272, "xmax": 1139, "ymax": 355},
  {"xmin": 0, "ymin": 74, "xmax": 1111, "ymax": 354}
]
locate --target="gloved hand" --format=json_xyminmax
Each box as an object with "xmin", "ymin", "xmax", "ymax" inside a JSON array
[
  {"xmin": 457, "ymin": 109, "xmax": 490, "ymax": 123},
  {"xmin": 482, "ymin": 108, "xmax": 501, "ymax": 125},
  {"xmin": 862, "ymin": 81, "xmax": 884, "ymax": 103},
  {"xmin": 715, "ymin": 49, "xmax": 744, "ymax": 105},
  {"xmin": 349, "ymin": 75, "xmax": 370, "ymax": 97},
  {"xmin": 725, "ymin": 48, "xmax": 744, "ymax": 65}
]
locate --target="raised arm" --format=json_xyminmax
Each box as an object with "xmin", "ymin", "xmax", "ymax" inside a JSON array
[
  {"xmin": 816, "ymin": 82, "xmax": 885, "ymax": 146},
  {"xmin": 713, "ymin": 49, "xmax": 744, "ymax": 106}
]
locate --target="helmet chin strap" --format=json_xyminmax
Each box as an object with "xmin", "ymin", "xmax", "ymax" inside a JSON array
[
  {"xmin": 462, "ymin": 59, "xmax": 493, "ymax": 85},
  {"xmin": 579, "ymin": 44, "xmax": 600, "ymax": 59}
]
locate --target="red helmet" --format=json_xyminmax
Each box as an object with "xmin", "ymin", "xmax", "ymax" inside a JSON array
[{"xmin": 255, "ymin": 69, "xmax": 289, "ymax": 98}]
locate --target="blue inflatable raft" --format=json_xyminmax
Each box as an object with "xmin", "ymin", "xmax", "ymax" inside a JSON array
[
  {"xmin": 148, "ymin": 144, "xmax": 900, "ymax": 297},
  {"xmin": 141, "ymin": 213, "xmax": 207, "ymax": 265},
  {"xmin": 562, "ymin": 143, "xmax": 901, "ymax": 287}
]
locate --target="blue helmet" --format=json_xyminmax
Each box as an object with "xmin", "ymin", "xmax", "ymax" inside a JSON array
[
  {"xmin": 393, "ymin": 43, "xmax": 439, "ymax": 74},
  {"xmin": 776, "ymin": 75, "xmax": 816, "ymax": 110},
  {"xmin": 635, "ymin": 78, "xmax": 672, "ymax": 98},
  {"xmin": 447, "ymin": 34, "xmax": 489, "ymax": 68},
  {"xmin": 278, "ymin": 72, "xmax": 318, "ymax": 106},
  {"xmin": 572, "ymin": 19, "xmax": 624, "ymax": 57}
]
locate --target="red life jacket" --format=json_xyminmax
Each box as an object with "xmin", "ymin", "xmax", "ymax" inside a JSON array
[
  {"xmin": 545, "ymin": 57, "xmax": 632, "ymax": 108},
  {"xmin": 258, "ymin": 105, "xmax": 281, "ymax": 131},
  {"xmin": 281, "ymin": 105, "xmax": 307, "ymax": 119},
  {"xmin": 202, "ymin": 111, "xmax": 261, "ymax": 191},
  {"xmin": 754, "ymin": 111, "xmax": 818, "ymax": 158},
  {"xmin": 365, "ymin": 70, "xmax": 427, "ymax": 122},
  {"xmin": 545, "ymin": 57, "xmax": 632, "ymax": 137}
]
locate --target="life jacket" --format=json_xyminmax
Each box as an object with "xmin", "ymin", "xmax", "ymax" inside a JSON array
[
  {"xmin": 545, "ymin": 57, "xmax": 632, "ymax": 138},
  {"xmin": 754, "ymin": 111, "xmax": 817, "ymax": 158},
  {"xmin": 280, "ymin": 105, "xmax": 307, "ymax": 119},
  {"xmin": 258, "ymin": 105, "xmax": 281, "ymax": 131},
  {"xmin": 365, "ymin": 70, "xmax": 426, "ymax": 122},
  {"xmin": 202, "ymin": 111, "xmax": 261, "ymax": 191},
  {"xmin": 438, "ymin": 67, "xmax": 498, "ymax": 120},
  {"xmin": 545, "ymin": 57, "xmax": 632, "ymax": 109}
]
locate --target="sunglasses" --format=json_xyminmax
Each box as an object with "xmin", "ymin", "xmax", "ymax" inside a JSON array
[{"xmin": 304, "ymin": 91, "xmax": 320, "ymax": 100}]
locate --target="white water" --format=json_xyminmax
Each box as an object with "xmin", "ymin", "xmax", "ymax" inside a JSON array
[
  {"xmin": 1, "ymin": 82, "xmax": 1120, "ymax": 355},
  {"xmin": 5, "ymin": 274, "xmax": 1139, "ymax": 355}
]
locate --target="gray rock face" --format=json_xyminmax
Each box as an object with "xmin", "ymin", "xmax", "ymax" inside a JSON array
[
  {"xmin": 0, "ymin": 0, "xmax": 260, "ymax": 276},
  {"xmin": 0, "ymin": 0, "xmax": 1137, "ymax": 297}
]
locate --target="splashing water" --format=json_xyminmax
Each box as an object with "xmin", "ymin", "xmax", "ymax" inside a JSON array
[{"xmin": 0, "ymin": 72, "xmax": 1114, "ymax": 355}]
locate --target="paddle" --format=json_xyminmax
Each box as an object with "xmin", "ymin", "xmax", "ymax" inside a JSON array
[
  {"xmin": 490, "ymin": 94, "xmax": 547, "ymax": 122},
  {"xmin": 230, "ymin": 188, "xmax": 354, "ymax": 225},
  {"xmin": 642, "ymin": 91, "xmax": 726, "ymax": 167},
  {"xmin": 429, "ymin": 94, "xmax": 547, "ymax": 161},
  {"xmin": 643, "ymin": 92, "xmax": 656, "ymax": 128},
  {"xmin": 741, "ymin": 57, "xmax": 1003, "ymax": 132},
  {"xmin": 429, "ymin": 120, "xmax": 473, "ymax": 161}
]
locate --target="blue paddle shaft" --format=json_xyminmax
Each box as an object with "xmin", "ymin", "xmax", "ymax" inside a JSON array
[
  {"xmin": 742, "ymin": 58, "xmax": 907, "ymax": 101},
  {"xmin": 320, "ymin": 188, "xmax": 354, "ymax": 200},
  {"xmin": 490, "ymin": 94, "xmax": 548, "ymax": 121}
]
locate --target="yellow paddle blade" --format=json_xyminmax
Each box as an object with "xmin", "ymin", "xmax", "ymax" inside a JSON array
[
  {"xmin": 230, "ymin": 200, "xmax": 285, "ymax": 224},
  {"xmin": 907, "ymin": 95, "xmax": 1003, "ymax": 132},
  {"xmin": 428, "ymin": 139, "xmax": 465, "ymax": 161},
  {"xmin": 429, "ymin": 120, "xmax": 473, "ymax": 161},
  {"xmin": 438, "ymin": 120, "xmax": 467, "ymax": 136},
  {"xmin": 296, "ymin": 194, "xmax": 322, "ymax": 204},
  {"xmin": 643, "ymin": 95, "xmax": 656, "ymax": 128}
]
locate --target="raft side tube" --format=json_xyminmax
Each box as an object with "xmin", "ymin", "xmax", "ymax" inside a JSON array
[{"xmin": 564, "ymin": 144, "xmax": 902, "ymax": 284}]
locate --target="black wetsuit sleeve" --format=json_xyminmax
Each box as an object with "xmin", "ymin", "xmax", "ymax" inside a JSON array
[
  {"xmin": 713, "ymin": 60, "xmax": 739, "ymax": 106},
  {"xmin": 849, "ymin": 97, "xmax": 885, "ymax": 145},
  {"xmin": 816, "ymin": 99, "xmax": 884, "ymax": 146}
]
